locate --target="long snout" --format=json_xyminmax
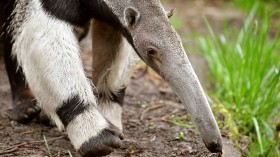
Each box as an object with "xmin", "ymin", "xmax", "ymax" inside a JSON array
[{"xmin": 154, "ymin": 48, "xmax": 223, "ymax": 153}]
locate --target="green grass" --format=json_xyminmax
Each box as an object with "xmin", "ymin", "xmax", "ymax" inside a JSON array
[
  {"xmin": 234, "ymin": 0, "xmax": 280, "ymax": 16},
  {"xmin": 172, "ymin": 115, "xmax": 194, "ymax": 130},
  {"xmin": 170, "ymin": 12, "xmax": 183, "ymax": 31},
  {"xmin": 198, "ymin": 5, "xmax": 280, "ymax": 156}
]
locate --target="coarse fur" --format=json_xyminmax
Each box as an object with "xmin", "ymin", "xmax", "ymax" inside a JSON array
[
  {"xmin": 10, "ymin": 0, "xmax": 96, "ymax": 130},
  {"xmin": 1, "ymin": 0, "xmax": 42, "ymax": 123},
  {"xmin": 3, "ymin": 0, "xmax": 135, "ymax": 155},
  {"xmin": 1, "ymin": 0, "xmax": 223, "ymax": 156},
  {"xmin": 8, "ymin": 1, "xmax": 123, "ymax": 155}
]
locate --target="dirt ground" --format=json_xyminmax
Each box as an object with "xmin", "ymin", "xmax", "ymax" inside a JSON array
[{"xmin": 0, "ymin": 1, "xmax": 245, "ymax": 157}]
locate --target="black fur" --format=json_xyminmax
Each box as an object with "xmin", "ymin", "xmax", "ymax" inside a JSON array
[
  {"xmin": 40, "ymin": 0, "xmax": 91, "ymax": 26},
  {"xmin": 97, "ymin": 88, "xmax": 126, "ymax": 106},
  {"xmin": 3, "ymin": 36, "xmax": 25, "ymax": 99},
  {"xmin": 56, "ymin": 95, "xmax": 90, "ymax": 127},
  {"xmin": 81, "ymin": 0, "xmax": 134, "ymax": 46},
  {"xmin": 111, "ymin": 88, "xmax": 126, "ymax": 106},
  {"xmin": 0, "ymin": 0, "xmax": 16, "ymax": 36},
  {"xmin": 0, "ymin": 0, "xmax": 15, "ymax": 15},
  {"xmin": 41, "ymin": 0, "xmax": 134, "ymax": 48},
  {"xmin": 78, "ymin": 124, "xmax": 123, "ymax": 157}
]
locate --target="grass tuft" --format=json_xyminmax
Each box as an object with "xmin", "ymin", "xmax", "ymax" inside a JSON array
[
  {"xmin": 233, "ymin": 0, "xmax": 280, "ymax": 17},
  {"xmin": 199, "ymin": 5, "xmax": 280, "ymax": 156}
]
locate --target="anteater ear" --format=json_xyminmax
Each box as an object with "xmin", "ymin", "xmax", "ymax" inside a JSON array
[
  {"xmin": 166, "ymin": 9, "xmax": 174, "ymax": 18},
  {"xmin": 124, "ymin": 7, "xmax": 140, "ymax": 29}
]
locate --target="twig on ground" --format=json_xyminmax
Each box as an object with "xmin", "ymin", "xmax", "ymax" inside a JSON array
[
  {"xmin": 0, "ymin": 147, "xmax": 18, "ymax": 155},
  {"xmin": 20, "ymin": 130, "xmax": 34, "ymax": 135},
  {"xmin": 0, "ymin": 135, "xmax": 65, "ymax": 154},
  {"xmin": 164, "ymin": 100, "xmax": 184, "ymax": 108},
  {"xmin": 140, "ymin": 104, "xmax": 164, "ymax": 121},
  {"xmin": 151, "ymin": 115, "xmax": 173, "ymax": 123}
]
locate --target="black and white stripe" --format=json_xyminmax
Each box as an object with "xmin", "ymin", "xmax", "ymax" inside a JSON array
[{"xmin": 56, "ymin": 95, "xmax": 90, "ymax": 128}]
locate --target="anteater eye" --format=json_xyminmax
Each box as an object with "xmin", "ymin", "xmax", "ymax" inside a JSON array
[{"xmin": 147, "ymin": 48, "xmax": 157, "ymax": 57}]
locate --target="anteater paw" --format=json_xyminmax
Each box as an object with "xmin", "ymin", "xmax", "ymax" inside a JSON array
[
  {"xmin": 11, "ymin": 97, "xmax": 41, "ymax": 123},
  {"xmin": 78, "ymin": 124, "xmax": 124, "ymax": 157}
]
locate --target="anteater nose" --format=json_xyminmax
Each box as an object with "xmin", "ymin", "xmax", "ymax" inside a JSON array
[{"xmin": 204, "ymin": 138, "xmax": 223, "ymax": 153}]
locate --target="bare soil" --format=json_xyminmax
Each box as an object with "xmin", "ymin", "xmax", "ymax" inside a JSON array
[
  {"xmin": 0, "ymin": 56, "xmax": 241, "ymax": 157},
  {"xmin": 0, "ymin": 1, "xmax": 245, "ymax": 157}
]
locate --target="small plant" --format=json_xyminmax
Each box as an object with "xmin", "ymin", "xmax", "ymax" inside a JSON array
[
  {"xmin": 199, "ymin": 5, "xmax": 280, "ymax": 156},
  {"xmin": 147, "ymin": 122, "xmax": 156, "ymax": 129},
  {"xmin": 175, "ymin": 131, "xmax": 186, "ymax": 141},
  {"xmin": 172, "ymin": 115, "xmax": 194, "ymax": 130}
]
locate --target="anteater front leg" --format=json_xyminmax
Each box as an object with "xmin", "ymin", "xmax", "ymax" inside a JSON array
[
  {"xmin": 10, "ymin": 1, "xmax": 123, "ymax": 156},
  {"xmin": 0, "ymin": 7, "xmax": 40, "ymax": 123},
  {"xmin": 92, "ymin": 20, "xmax": 137, "ymax": 131}
]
